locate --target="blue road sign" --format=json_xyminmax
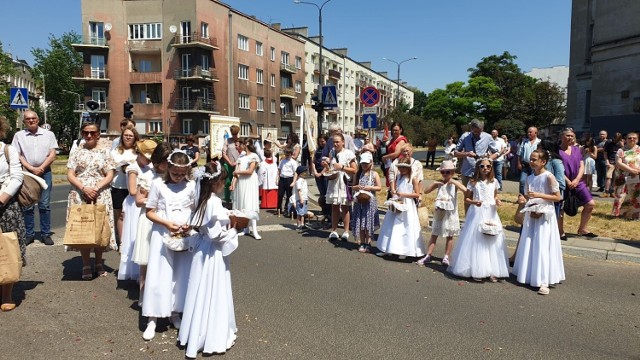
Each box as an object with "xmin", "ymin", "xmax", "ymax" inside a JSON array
[
  {"xmin": 362, "ymin": 114, "xmax": 377, "ymax": 129},
  {"xmin": 322, "ymin": 85, "xmax": 337, "ymax": 109},
  {"xmin": 10, "ymin": 87, "xmax": 28, "ymax": 109}
]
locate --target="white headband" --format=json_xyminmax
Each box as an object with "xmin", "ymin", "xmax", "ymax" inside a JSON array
[
  {"xmin": 167, "ymin": 149, "xmax": 192, "ymax": 167},
  {"xmin": 193, "ymin": 161, "xmax": 222, "ymax": 180}
]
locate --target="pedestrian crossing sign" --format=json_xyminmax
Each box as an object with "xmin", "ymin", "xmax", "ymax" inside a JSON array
[
  {"xmin": 322, "ymin": 85, "xmax": 337, "ymax": 109},
  {"xmin": 10, "ymin": 87, "xmax": 29, "ymax": 109}
]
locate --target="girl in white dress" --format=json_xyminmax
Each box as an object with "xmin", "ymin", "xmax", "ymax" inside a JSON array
[
  {"xmin": 117, "ymin": 139, "xmax": 157, "ymax": 281},
  {"xmin": 141, "ymin": 150, "xmax": 196, "ymax": 340},
  {"xmin": 323, "ymin": 134, "xmax": 357, "ymax": 240},
  {"xmin": 230, "ymin": 138, "xmax": 261, "ymax": 239},
  {"xmin": 377, "ymin": 158, "xmax": 424, "ymax": 259},
  {"xmin": 512, "ymin": 149, "xmax": 565, "ymax": 295},
  {"xmin": 131, "ymin": 142, "xmax": 171, "ymax": 304},
  {"xmin": 417, "ymin": 160, "xmax": 466, "ymax": 266},
  {"xmin": 447, "ymin": 159, "xmax": 509, "ymax": 281},
  {"xmin": 179, "ymin": 162, "xmax": 241, "ymax": 357}
]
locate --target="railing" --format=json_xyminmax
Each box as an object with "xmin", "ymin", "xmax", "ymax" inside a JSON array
[
  {"xmin": 173, "ymin": 66, "xmax": 218, "ymax": 80},
  {"xmin": 130, "ymin": 71, "xmax": 162, "ymax": 83},
  {"xmin": 72, "ymin": 68, "xmax": 109, "ymax": 80},
  {"xmin": 280, "ymin": 63, "xmax": 297, "ymax": 73},
  {"xmin": 171, "ymin": 32, "xmax": 219, "ymax": 48},
  {"xmin": 74, "ymin": 100, "xmax": 109, "ymax": 111},
  {"xmin": 173, "ymin": 98, "xmax": 216, "ymax": 112},
  {"xmin": 72, "ymin": 35, "xmax": 108, "ymax": 46},
  {"xmin": 279, "ymin": 87, "xmax": 296, "ymax": 98},
  {"xmin": 281, "ymin": 113, "xmax": 299, "ymax": 121},
  {"xmin": 328, "ymin": 69, "xmax": 341, "ymax": 79},
  {"xmin": 132, "ymin": 103, "xmax": 163, "ymax": 118}
]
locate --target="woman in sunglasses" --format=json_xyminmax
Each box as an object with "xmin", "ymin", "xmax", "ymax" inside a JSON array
[{"xmin": 66, "ymin": 122, "xmax": 117, "ymax": 280}]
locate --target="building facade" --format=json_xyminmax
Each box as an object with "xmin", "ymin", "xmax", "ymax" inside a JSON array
[
  {"xmin": 73, "ymin": 0, "xmax": 305, "ymax": 140},
  {"xmin": 567, "ymin": 0, "xmax": 640, "ymax": 135}
]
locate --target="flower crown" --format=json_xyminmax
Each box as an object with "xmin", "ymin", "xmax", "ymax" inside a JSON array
[
  {"xmin": 193, "ymin": 161, "xmax": 222, "ymax": 180},
  {"xmin": 167, "ymin": 149, "xmax": 192, "ymax": 167}
]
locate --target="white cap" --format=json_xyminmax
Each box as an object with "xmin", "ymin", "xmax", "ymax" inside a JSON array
[{"xmin": 359, "ymin": 152, "xmax": 373, "ymax": 164}]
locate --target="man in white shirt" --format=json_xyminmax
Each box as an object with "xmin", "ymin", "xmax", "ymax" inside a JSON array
[
  {"xmin": 517, "ymin": 127, "xmax": 541, "ymax": 194},
  {"xmin": 490, "ymin": 129, "xmax": 508, "ymax": 190}
]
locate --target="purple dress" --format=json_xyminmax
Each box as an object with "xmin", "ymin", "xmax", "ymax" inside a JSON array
[{"xmin": 559, "ymin": 145, "xmax": 593, "ymax": 205}]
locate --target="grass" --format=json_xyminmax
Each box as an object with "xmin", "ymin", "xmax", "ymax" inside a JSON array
[{"xmin": 374, "ymin": 166, "xmax": 640, "ymax": 241}]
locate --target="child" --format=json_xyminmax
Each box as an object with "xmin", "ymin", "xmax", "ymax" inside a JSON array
[
  {"xmin": 417, "ymin": 160, "xmax": 466, "ymax": 266},
  {"xmin": 141, "ymin": 149, "xmax": 196, "ymax": 340},
  {"xmin": 131, "ymin": 142, "xmax": 171, "ymax": 304},
  {"xmin": 179, "ymin": 162, "xmax": 240, "ymax": 357},
  {"xmin": 351, "ymin": 152, "xmax": 381, "ymax": 253},
  {"xmin": 258, "ymin": 149, "xmax": 278, "ymax": 209},
  {"xmin": 277, "ymin": 148, "xmax": 298, "ymax": 217},
  {"xmin": 512, "ymin": 149, "xmax": 565, "ymax": 295},
  {"xmin": 230, "ymin": 138, "xmax": 261, "ymax": 239},
  {"xmin": 377, "ymin": 157, "xmax": 424, "ymax": 259},
  {"xmin": 293, "ymin": 166, "xmax": 309, "ymax": 230},
  {"xmin": 447, "ymin": 158, "xmax": 509, "ymax": 281},
  {"xmin": 117, "ymin": 139, "xmax": 157, "ymax": 281}
]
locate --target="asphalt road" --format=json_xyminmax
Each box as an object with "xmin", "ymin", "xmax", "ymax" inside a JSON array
[{"xmin": 2, "ymin": 211, "xmax": 639, "ymax": 359}]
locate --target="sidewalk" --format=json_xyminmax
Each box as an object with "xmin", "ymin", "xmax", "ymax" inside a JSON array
[{"xmin": 303, "ymin": 174, "xmax": 640, "ymax": 264}]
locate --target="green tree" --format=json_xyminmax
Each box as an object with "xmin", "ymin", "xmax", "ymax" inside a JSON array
[
  {"xmin": 408, "ymin": 87, "xmax": 428, "ymax": 117},
  {"xmin": 493, "ymin": 119, "xmax": 526, "ymax": 140},
  {"xmin": 31, "ymin": 31, "xmax": 83, "ymax": 146},
  {"xmin": 0, "ymin": 42, "xmax": 18, "ymax": 128},
  {"xmin": 530, "ymin": 80, "xmax": 566, "ymax": 127}
]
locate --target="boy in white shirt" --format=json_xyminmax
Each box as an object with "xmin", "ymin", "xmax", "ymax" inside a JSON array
[
  {"xmin": 277, "ymin": 148, "xmax": 298, "ymax": 217},
  {"xmin": 293, "ymin": 166, "xmax": 309, "ymax": 229}
]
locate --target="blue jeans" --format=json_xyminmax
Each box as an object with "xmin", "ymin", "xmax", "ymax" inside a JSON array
[
  {"xmin": 23, "ymin": 170, "xmax": 52, "ymax": 237},
  {"xmin": 519, "ymin": 165, "xmax": 533, "ymax": 195},
  {"xmin": 315, "ymin": 176, "xmax": 330, "ymax": 217},
  {"xmin": 493, "ymin": 160, "xmax": 503, "ymax": 190}
]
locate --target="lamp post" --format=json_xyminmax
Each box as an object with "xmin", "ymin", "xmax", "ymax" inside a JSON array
[
  {"xmin": 382, "ymin": 56, "xmax": 417, "ymax": 108},
  {"xmin": 294, "ymin": 0, "xmax": 333, "ymax": 135},
  {"xmin": 33, "ymin": 68, "xmax": 48, "ymax": 124}
]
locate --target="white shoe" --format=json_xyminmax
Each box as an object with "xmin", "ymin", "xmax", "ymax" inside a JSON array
[
  {"xmin": 341, "ymin": 232, "xmax": 349, "ymax": 240},
  {"xmin": 142, "ymin": 319, "xmax": 156, "ymax": 341},
  {"xmin": 375, "ymin": 252, "xmax": 388, "ymax": 257},
  {"xmin": 171, "ymin": 313, "xmax": 182, "ymax": 330},
  {"xmin": 398, "ymin": 255, "xmax": 407, "ymax": 260},
  {"xmin": 252, "ymin": 233, "xmax": 262, "ymax": 240},
  {"xmin": 329, "ymin": 231, "xmax": 339, "ymax": 239},
  {"xmin": 537, "ymin": 285, "xmax": 550, "ymax": 295}
]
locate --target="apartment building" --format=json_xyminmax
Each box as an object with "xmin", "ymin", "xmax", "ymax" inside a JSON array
[
  {"xmin": 282, "ymin": 27, "xmax": 414, "ymax": 134},
  {"xmin": 72, "ymin": 0, "xmax": 305, "ymax": 140},
  {"xmin": 567, "ymin": 0, "xmax": 640, "ymax": 135}
]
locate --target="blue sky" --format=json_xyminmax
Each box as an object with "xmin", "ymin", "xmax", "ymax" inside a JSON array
[{"xmin": 0, "ymin": 0, "xmax": 571, "ymax": 93}]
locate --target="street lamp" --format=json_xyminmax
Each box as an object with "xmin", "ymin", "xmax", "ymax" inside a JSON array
[
  {"xmin": 32, "ymin": 68, "xmax": 48, "ymax": 124},
  {"xmin": 294, "ymin": 0, "xmax": 333, "ymax": 135},
  {"xmin": 382, "ymin": 56, "xmax": 417, "ymax": 107}
]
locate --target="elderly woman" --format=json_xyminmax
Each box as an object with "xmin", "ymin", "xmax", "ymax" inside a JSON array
[
  {"xmin": 558, "ymin": 128, "xmax": 597, "ymax": 239},
  {"xmin": 612, "ymin": 132, "xmax": 640, "ymax": 219},
  {"xmin": 67, "ymin": 121, "xmax": 117, "ymax": 280},
  {"xmin": 0, "ymin": 116, "xmax": 26, "ymax": 312},
  {"xmin": 110, "ymin": 126, "xmax": 139, "ymax": 246}
]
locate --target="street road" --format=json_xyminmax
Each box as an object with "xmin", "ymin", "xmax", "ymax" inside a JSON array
[{"xmin": 2, "ymin": 211, "xmax": 639, "ymax": 359}]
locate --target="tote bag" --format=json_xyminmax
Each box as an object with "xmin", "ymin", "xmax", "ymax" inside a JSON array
[
  {"xmin": 63, "ymin": 203, "xmax": 110, "ymax": 248},
  {"xmin": 0, "ymin": 228, "xmax": 21, "ymax": 285}
]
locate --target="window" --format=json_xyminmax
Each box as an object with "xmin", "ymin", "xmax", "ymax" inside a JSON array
[
  {"xmin": 149, "ymin": 121, "xmax": 163, "ymax": 133},
  {"xmin": 182, "ymin": 119, "xmax": 192, "ymax": 134},
  {"xmin": 295, "ymin": 80, "xmax": 302, "ymax": 93},
  {"xmin": 238, "ymin": 34, "xmax": 249, "ymax": 51},
  {"xmin": 201, "ymin": 55, "xmax": 210, "ymax": 71},
  {"xmin": 202, "ymin": 119, "xmax": 210, "ymax": 134},
  {"xmin": 240, "ymin": 124, "xmax": 251, "ymax": 137},
  {"xmin": 128, "ymin": 23, "xmax": 162, "ymax": 40},
  {"xmin": 239, "ymin": 94, "xmax": 250, "ymax": 109},
  {"xmin": 89, "ymin": 22, "xmax": 105, "ymax": 44},
  {"xmin": 281, "ymin": 51, "xmax": 290, "ymax": 65},
  {"xmin": 270, "ymin": 74, "xmax": 275, "ymax": 87},
  {"xmin": 270, "ymin": 47, "xmax": 275, "ymax": 61},
  {"xmin": 295, "ymin": 104, "xmax": 302, "ymax": 116},
  {"xmin": 295, "ymin": 56, "xmax": 302, "ymax": 69},
  {"xmin": 257, "ymin": 97, "xmax": 264, "ymax": 111},
  {"xmin": 201, "ymin": 22, "xmax": 209, "ymax": 38},
  {"xmin": 90, "ymin": 55, "xmax": 105, "ymax": 78},
  {"xmin": 139, "ymin": 59, "xmax": 152, "ymax": 72},
  {"xmin": 256, "ymin": 41, "xmax": 263, "ymax": 56},
  {"xmin": 238, "ymin": 64, "xmax": 249, "ymax": 80},
  {"xmin": 256, "ymin": 69, "xmax": 263, "ymax": 84},
  {"xmin": 271, "ymin": 100, "xmax": 276, "ymax": 113},
  {"xmin": 180, "ymin": 21, "xmax": 191, "ymax": 43}
]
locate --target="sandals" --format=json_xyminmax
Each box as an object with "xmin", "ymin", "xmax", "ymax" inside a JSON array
[
  {"xmin": 358, "ymin": 244, "xmax": 367, "ymax": 253},
  {"xmin": 81, "ymin": 265, "xmax": 92, "ymax": 281},
  {"xmin": 416, "ymin": 255, "xmax": 431, "ymax": 266},
  {"xmin": 96, "ymin": 263, "xmax": 107, "ymax": 277},
  {"xmin": 578, "ymin": 232, "xmax": 597, "ymax": 238},
  {"xmin": 1, "ymin": 303, "xmax": 16, "ymax": 312}
]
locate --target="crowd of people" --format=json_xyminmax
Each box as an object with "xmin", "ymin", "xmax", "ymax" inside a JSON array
[{"xmin": 3, "ymin": 108, "xmax": 640, "ymax": 356}]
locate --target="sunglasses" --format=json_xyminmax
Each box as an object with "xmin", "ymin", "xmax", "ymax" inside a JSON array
[
  {"xmin": 440, "ymin": 170, "xmax": 453, "ymax": 175},
  {"xmin": 479, "ymin": 164, "xmax": 492, "ymax": 169},
  {"xmin": 82, "ymin": 131, "xmax": 98, "ymax": 137}
]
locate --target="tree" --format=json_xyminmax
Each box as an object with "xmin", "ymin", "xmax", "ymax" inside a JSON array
[
  {"xmin": 31, "ymin": 31, "xmax": 83, "ymax": 147},
  {"xmin": 493, "ymin": 119, "xmax": 525, "ymax": 140},
  {"xmin": 530, "ymin": 80, "xmax": 566, "ymax": 127},
  {"xmin": 408, "ymin": 87, "xmax": 428, "ymax": 117},
  {"xmin": 0, "ymin": 42, "xmax": 18, "ymax": 129}
]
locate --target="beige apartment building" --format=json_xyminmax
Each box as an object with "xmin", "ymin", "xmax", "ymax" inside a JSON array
[
  {"xmin": 72, "ymin": 0, "xmax": 305, "ymax": 141},
  {"xmin": 567, "ymin": 0, "xmax": 640, "ymax": 135}
]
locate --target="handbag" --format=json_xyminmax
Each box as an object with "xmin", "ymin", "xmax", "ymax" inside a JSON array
[
  {"xmin": 0, "ymin": 227, "xmax": 21, "ymax": 285},
  {"xmin": 344, "ymin": 175, "xmax": 353, "ymax": 202},
  {"xmin": 4, "ymin": 144, "xmax": 43, "ymax": 208},
  {"xmin": 478, "ymin": 220, "xmax": 502, "ymax": 236},
  {"xmin": 63, "ymin": 202, "xmax": 110, "ymax": 248},
  {"xmin": 563, "ymin": 189, "xmax": 579, "ymax": 217},
  {"xmin": 163, "ymin": 233, "xmax": 190, "ymax": 252}
]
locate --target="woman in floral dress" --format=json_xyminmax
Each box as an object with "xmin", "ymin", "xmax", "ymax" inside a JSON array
[
  {"xmin": 66, "ymin": 122, "xmax": 116, "ymax": 280},
  {"xmin": 613, "ymin": 132, "xmax": 640, "ymax": 219}
]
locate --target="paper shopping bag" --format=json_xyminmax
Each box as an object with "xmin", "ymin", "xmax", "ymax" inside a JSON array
[
  {"xmin": 0, "ymin": 229, "xmax": 21, "ymax": 285},
  {"xmin": 64, "ymin": 203, "xmax": 108, "ymax": 248}
]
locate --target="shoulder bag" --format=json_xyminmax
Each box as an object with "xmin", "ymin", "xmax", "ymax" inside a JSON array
[{"xmin": 4, "ymin": 144, "xmax": 42, "ymax": 208}]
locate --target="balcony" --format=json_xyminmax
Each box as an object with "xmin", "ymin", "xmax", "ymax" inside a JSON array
[
  {"xmin": 279, "ymin": 87, "xmax": 297, "ymax": 99},
  {"xmin": 280, "ymin": 63, "xmax": 297, "ymax": 74},
  {"xmin": 171, "ymin": 32, "xmax": 219, "ymax": 50},
  {"xmin": 72, "ymin": 68, "xmax": 110, "ymax": 82},
  {"xmin": 130, "ymin": 71, "xmax": 162, "ymax": 84},
  {"xmin": 281, "ymin": 113, "xmax": 299, "ymax": 122},
  {"xmin": 172, "ymin": 98, "xmax": 216, "ymax": 113},
  {"xmin": 132, "ymin": 103, "xmax": 163, "ymax": 118},
  {"xmin": 328, "ymin": 69, "xmax": 341, "ymax": 80},
  {"xmin": 71, "ymin": 35, "xmax": 109, "ymax": 49},
  {"xmin": 173, "ymin": 67, "xmax": 219, "ymax": 81},
  {"xmin": 73, "ymin": 99, "xmax": 110, "ymax": 113}
]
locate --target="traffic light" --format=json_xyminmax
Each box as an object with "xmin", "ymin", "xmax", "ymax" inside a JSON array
[
  {"xmin": 311, "ymin": 95, "xmax": 323, "ymax": 112},
  {"xmin": 123, "ymin": 101, "xmax": 134, "ymax": 119}
]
